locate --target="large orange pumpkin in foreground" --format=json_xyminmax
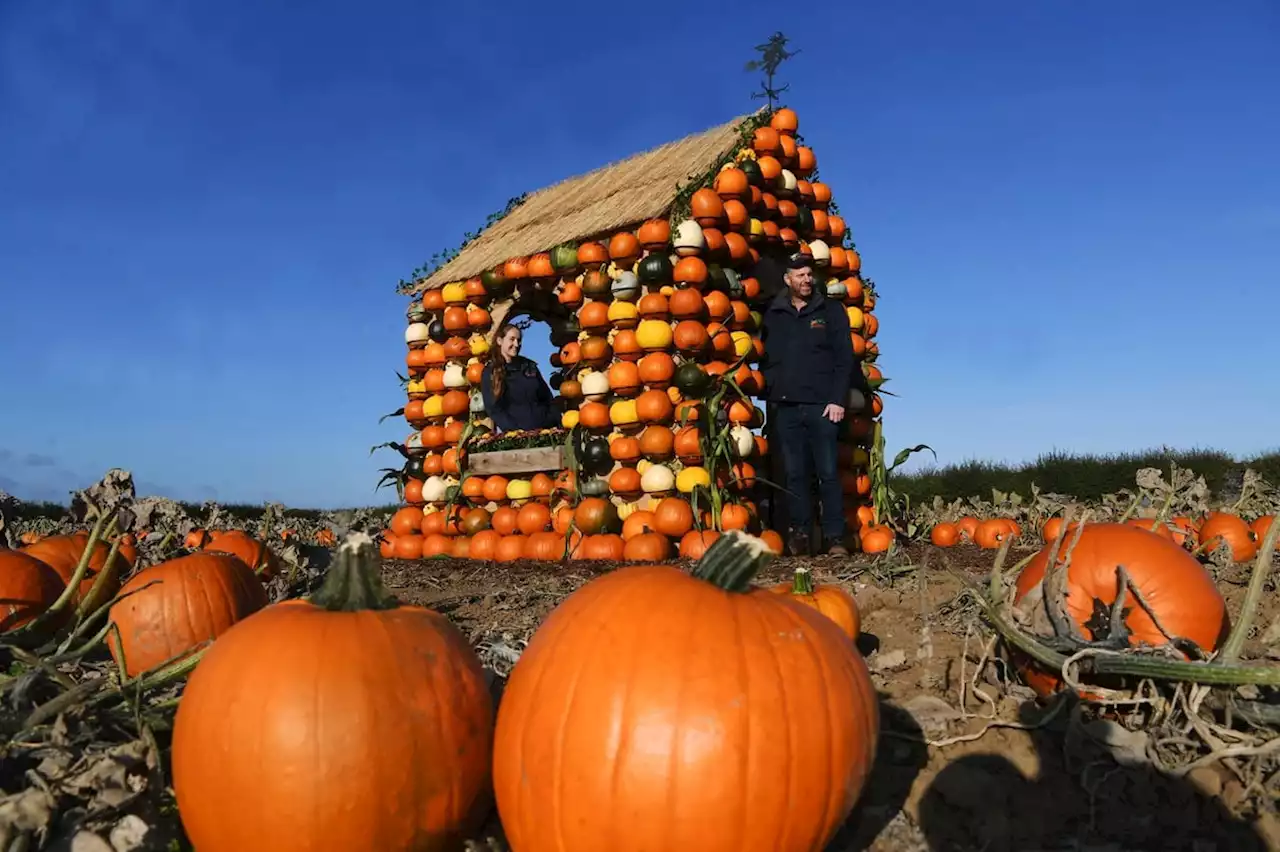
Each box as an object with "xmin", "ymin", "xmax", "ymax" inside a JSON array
[
  {"xmin": 494, "ymin": 531, "xmax": 879, "ymax": 852},
  {"xmin": 108, "ymin": 552, "xmax": 268, "ymax": 677},
  {"xmin": 173, "ymin": 533, "xmax": 494, "ymax": 851},
  {"xmin": 1013, "ymin": 523, "xmax": 1228, "ymax": 697}
]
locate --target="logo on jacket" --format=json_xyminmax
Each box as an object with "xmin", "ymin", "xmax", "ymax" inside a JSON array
[{"xmin": 809, "ymin": 317, "xmax": 826, "ymax": 329}]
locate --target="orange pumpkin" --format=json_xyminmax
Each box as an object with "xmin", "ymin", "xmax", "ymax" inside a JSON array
[
  {"xmin": 622, "ymin": 510, "xmax": 658, "ymax": 541},
  {"xmin": 493, "ymin": 532, "xmax": 878, "ymax": 851},
  {"xmin": 859, "ymin": 525, "xmax": 895, "ymax": 553},
  {"xmin": 23, "ymin": 532, "xmax": 126, "ymax": 613},
  {"xmin": 1013, "ymin": 523, "xmax": 1228, "ymax": 697},
  {"xmin": 0, "ymin": 550, "xmax": 64, "ymax": 632},
  {"xmin": 517, "ymin": 503, "xmax": 552, "ymax": 536},
  {"xmin": 108, "ymin": 553, "xmax": 267, "ymax": 677},
  {"xmin": 637, "ymin": 352, "xmax": 675, "ymax": 388},
  {"xmin": 1198, "ymin": 512, "xmax": 1258, "ymax": 563},
  {"xmin": 200, "ymin": 530, "xmax": 280, "ymax": 578},
  {"xmin": 668, "ymin": 288, "xmax": 705, "ymax": 320},
  {"xmin": 608, "ymin": 231, "xmax": 640, "ymax": 262},
  {"xmin": 635, "ymin": 389, "xmax": 674, "ymax": 424},
  {"xmin": 173, "ymin": 535, "xmax": 493, "ymax": 850},
  {"xmin": 767, "ymin": 566, "xmax": 860, "ymax": 640},
  {"xmin": 930, "ymin": 522, "xmax": 960, "ymax": 547},
  {"xmin": 638, "ymin": 425, "xmax": 675, "ymax": 459},
  {"xmin": 678, "ymin": 529, "xmax": 720, "ymax": 559},
  {"xmin": 610, "ymin": 436, "xmax": 642, "ymax": 464},
  {"xmin": 652, "ymin": 497, "xmax": 694, "ymax": 538},
  {"xmin": 672, "ymin": 320, "xmax": 709, "ymax": 355},
  {"xmin": 637, "ymin": 219, "xmax": 671, "ymax": 250},
  {"xmin": 622, "ymin": 532, "xmax": 671, "ymax": 562}
]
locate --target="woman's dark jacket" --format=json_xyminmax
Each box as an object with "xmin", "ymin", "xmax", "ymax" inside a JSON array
[{"xmin": 480, "ymin": 356, "xmax": 555, "ymax": 432}]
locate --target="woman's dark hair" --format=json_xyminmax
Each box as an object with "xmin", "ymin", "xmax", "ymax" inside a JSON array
[{"xmin": 489, "ymin": 322, "xmax": 522, "ymax": 401}]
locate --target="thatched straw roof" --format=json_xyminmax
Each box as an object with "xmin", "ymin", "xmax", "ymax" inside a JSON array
[{"xmin": 414, "ymin": 111, "xmax": 758, "ymax": 293}]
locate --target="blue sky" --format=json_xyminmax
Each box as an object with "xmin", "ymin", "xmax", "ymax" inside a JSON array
[{"xmin": 1, "ymin": 0, "xmax": 1277, "ymax": 507}]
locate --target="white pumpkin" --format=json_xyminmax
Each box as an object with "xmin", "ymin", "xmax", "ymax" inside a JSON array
[
  {"xmin": 442, "ymin": 362, "xmax": 467, "ymax": 389},
  {"xmin": 640, "ymin": 463, "xmax": 675, "ymax": 495},
  {"xmin": 808, "ymin": 239, "xmax": 831, "ymax": 267},
  {"xmin": 826, "ymin": 278, "xmax": 848, "ymax": 299},
  {"xmin": 405, "ymin": 431, "xmax": 424, "ymax": 453},
  {"xmin": 778, "ymin": 169, "xmax": 798, "ymax": 195},
  {"xmin": 470, "ymin": 391, "xmax": 486, "ymax": 413},
  {"xmin": 729, "ymin": 425, "xmax": 755, "ymax": 458},
  {"xmin": 673, "ymin": 220, "xmax": 705, "ymax": 257},
  {"xmin": 581, "ymin": 371, "xmax": 611, "ymax": 401},
  {"xmin": 422, "ymin": 475, "xmax": 449, "ymax": 504},
  {"xmin": 405, "ymin": 323, "xmax": 430, "ymax": 346}
]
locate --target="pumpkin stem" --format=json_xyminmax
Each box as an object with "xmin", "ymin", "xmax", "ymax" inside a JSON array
[
  {"xmin": 691, "ymin": 530, "xmax": 772, "ymax": 593},
  {"xmin": 309, "ymin": 532, "xmax": 400, "ymax": 612},
  {"xmin": 789, "ymin": 565, "xmax": 815, "ymax": 595}
]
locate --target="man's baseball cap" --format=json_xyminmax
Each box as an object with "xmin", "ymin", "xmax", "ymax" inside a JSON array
[{"xmin": 785, "ymin": 252, "xmax": 814, "ymax": 270}]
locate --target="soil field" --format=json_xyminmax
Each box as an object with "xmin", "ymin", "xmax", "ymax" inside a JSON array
[{"xmin": 380, "ymin": 544, "xmax": 1280, "ymax": 852}]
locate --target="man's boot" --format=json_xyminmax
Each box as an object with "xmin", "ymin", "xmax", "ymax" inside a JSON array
[
  {"xmin": 787, "ymin": 528, "xmax": 811, "ymax": 557},
  {"xmin": 824, "ymin": 539, "xmax": 850, "ymax": 557}
]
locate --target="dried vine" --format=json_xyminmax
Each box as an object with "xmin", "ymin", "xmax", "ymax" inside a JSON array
[{"xmin": 395, "ymin": 192, "xmax": 529, "ymax": 295}]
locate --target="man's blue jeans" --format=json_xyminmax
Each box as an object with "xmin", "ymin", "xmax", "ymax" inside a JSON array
[{"xmin": 773, "ymin": 402, "xmax": 844, "ymax": 543}]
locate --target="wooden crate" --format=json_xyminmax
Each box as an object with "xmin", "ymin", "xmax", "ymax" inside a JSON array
[{"xmin": 467, "ymin": 445, "xmax": 566, "ymax": 476}]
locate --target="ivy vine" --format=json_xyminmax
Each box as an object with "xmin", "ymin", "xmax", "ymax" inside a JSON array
[{"xmin": 395, "ymin": 192, "xmax": 529, "ymax": 295}]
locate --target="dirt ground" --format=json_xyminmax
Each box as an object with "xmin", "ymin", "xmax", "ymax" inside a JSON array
[{"xmin": 382, "ymin": 544, "xmax": 1280, "ymax": 852}]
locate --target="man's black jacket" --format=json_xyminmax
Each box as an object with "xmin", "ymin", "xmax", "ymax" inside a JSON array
[{"xmin": 759, "ymin": 288, "xmax": 857, "ymax": 406}]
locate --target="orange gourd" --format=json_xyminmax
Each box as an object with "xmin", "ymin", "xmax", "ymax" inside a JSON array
[
  {"xmin": 0, "ymin": 550, "xmax": 64, "ymax": 632},
  {"xmin": 109, "ymin": 553, "xmax": 267, "ymax": 677},
  {"xmin": 22, "ymin": 532, "xmax": 126, "ymax": 613},
  {"xmin": 929, "ymin": 522, "xmax": 960, "ymax": 547},
  {"xmin": 652, "ymin": 497, "xmax": 694, "ymax": 537},
  {"xmin": 1013, "ymin": 523, "xmax": 1228, "ymax": 697},
  {"xmin": 767, "ymin": 566, "xmax": 860, "ymax": 640},
  {"xmin": 493, "ymin": 533, "xmax": 877, "ymax": 851},
  {"xmin": 637, "ymin": 353, "xmax": 675, "ymax": 387},
  {"xmin": 517, "ymin": 503, "xmax": 552, "ymax": 536},
  {"xmin": 173, "ymin": 535, "xmax": 493, "ymax": 851},
  {"xmin": 1198, "ymin": 512, "xmax": 1258, "ymax": 562},
  {"xmin": 622, "ymin": 532, "xmax": 671, "ymax": 562}
]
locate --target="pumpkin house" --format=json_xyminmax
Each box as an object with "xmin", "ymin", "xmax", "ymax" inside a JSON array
[{"xmin": 384, "ymin": 106, "xmax": 883, "ymax": 561}]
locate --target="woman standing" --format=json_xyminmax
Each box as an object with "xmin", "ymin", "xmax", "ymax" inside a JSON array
[{"xmin": 480, "ymin": 322, "xmax": 555, "ymax": 433}]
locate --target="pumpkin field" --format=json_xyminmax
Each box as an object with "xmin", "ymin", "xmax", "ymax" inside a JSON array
[{"xmin": 2, "ymin": 455, "xmax": 1280, "ymax": 850}]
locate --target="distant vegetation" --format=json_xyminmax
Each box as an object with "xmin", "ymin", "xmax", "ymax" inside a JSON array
[
  {"xmin": 890, "ymin": 447, "xmax": 1280, "ymax": 505},
  {"xmin": 9, "ymin": 448, "xmax": 1278, "ymax": 521}
]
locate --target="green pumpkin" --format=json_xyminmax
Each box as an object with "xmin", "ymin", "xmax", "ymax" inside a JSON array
[
  {"xmin": 580, "ymin": 437, "xmax": 612, "ymax": 473},
  {"xmin": 578, "ymin": 476, "xmax": 611, "ymax": 498},
  {"xmin": 551, "ymin": 244, "xmax": 580, "ymax": 273},
  {"xmin": 405, "ymin": 456, "xmax": 425, "ymax": 479},
  {"xmin": 636, "ymin": 252, "xmax": 674, "ymax": 285},
  {"xmin": 549, "ymin": 317, "xmax": 581, "ymax": 347},
  {"xmin": 794, "ymin": 206, "xmax": 815, "ymax": 236},
  {"xmin": 481, "ymin": 268, "xmax": 508, "ymax": 292},
  {"xmin": 739, "ymin": 158, "xmax": 764, "ymax": 187},
  {"xmin": 705, "ymin": 264, "xmax": 729, "ymax": 293},
  {"xmin": 673, "ymin": 362, "xmax": 711, "ymax": 398},
  {"xmin": 723, "ymin": 268, "xmax": 744, "ymax": 299}
]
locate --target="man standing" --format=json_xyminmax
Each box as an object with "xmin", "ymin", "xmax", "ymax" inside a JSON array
[{"xmin": 759, "ymin": 253, "xmax": 855, "ymax": 556}]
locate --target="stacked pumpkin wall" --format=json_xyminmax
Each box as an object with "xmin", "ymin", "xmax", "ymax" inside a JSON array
[{"xmin": 385, "ymin": 106, "xmax": 880, "ymax": 559}]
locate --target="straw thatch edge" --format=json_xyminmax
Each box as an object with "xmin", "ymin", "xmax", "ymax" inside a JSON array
[{"xmin": 408, "ymin": 110, "xmax": 764, "ymax": 295}]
